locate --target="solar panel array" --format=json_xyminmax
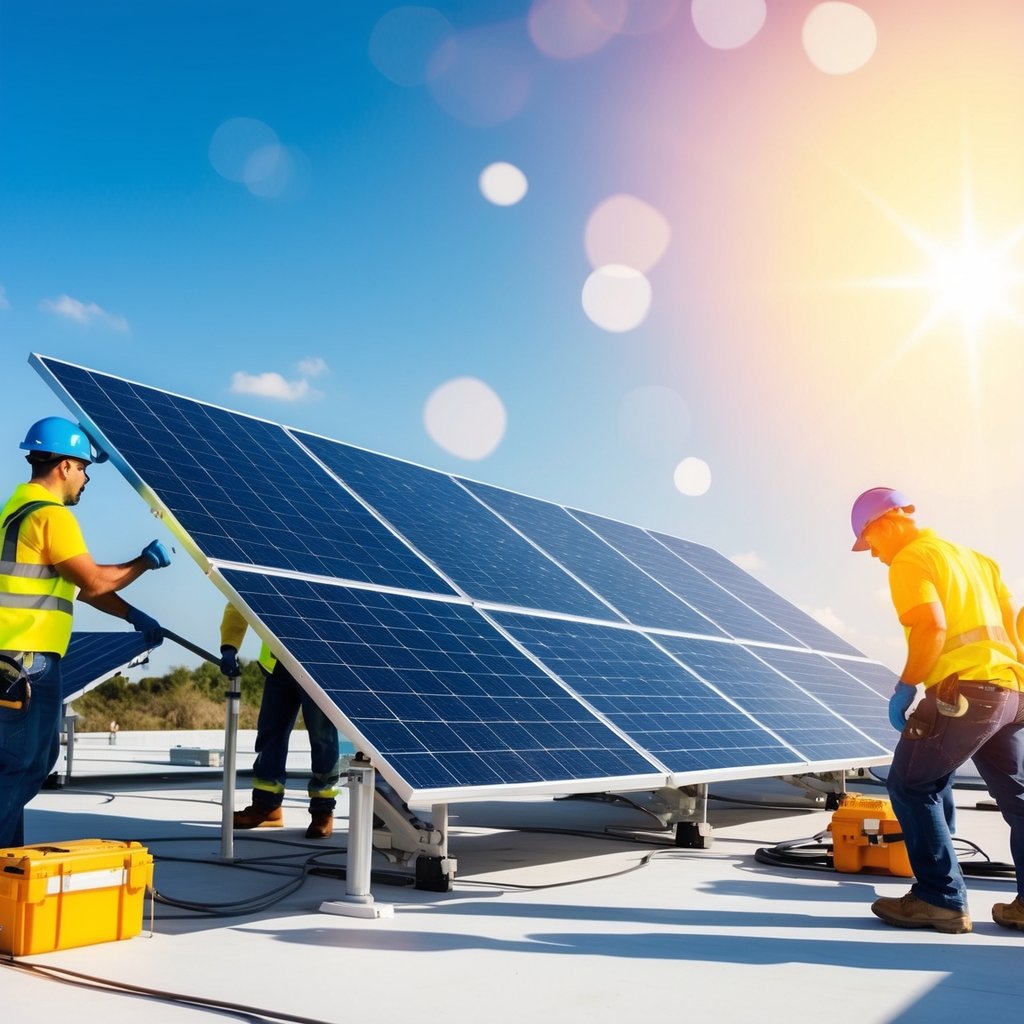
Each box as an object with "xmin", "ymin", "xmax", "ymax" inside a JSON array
[
  {"xmin": 62, "ymin": 631, "xmax": 153, "ymax": 702},
  {"xmin": 33, "ymin": 354, "xmax": 895, "ymax": 803}
]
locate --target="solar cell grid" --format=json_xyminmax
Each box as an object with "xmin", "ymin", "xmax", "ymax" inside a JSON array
[
  {"xmin": 572, "ymin": 510, "xmax": 799, "ymax": 645},
  {"xmin": 654, "ymin": 634, "xmax": 886, "ymax": 762},
  {"xmin": 294, "ymin": 432, "xmax": 615, "ymax": 619},
  {"xmin": 39, "ymin": 358, "xmax": 454, "ymax": 593},
  {"xmin": 489, "ymin": 612, "xmax": 805, "ymax": 775},
  {"xmin": 62, "ymin": 632, "xmax": 153, "ymax": 702},
  {"xmin": 655, "ymin": 534, "xmax": 862, "ymax": 657},
  {"xmin": 461, "ymin": 479, "xmax": 727, "ymax": 635},
  {"xmin": 220, "ymin": 569, "xmax": 662, "ymax": 793}
]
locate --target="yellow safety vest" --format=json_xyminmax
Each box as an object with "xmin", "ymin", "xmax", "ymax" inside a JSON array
[{"xmin": 0, "ymin": 499, "xmax": 77, "ymax": 655}]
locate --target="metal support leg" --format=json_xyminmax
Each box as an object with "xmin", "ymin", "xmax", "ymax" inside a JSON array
[
  {"xmin": 219, "ymin": 680, "xmax": 241, "ymax": 861},
  {"xmin": 320, "ymin": 759, "xmax": 394, "ymax": 919}
]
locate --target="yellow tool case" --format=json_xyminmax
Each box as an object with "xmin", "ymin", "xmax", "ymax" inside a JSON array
[
  {"xmin": 0, "ymin": 839, "xmax": 153, "ymax": 956},
  {"xmin": 829, "ymin": 795, "xmax": 912, "ymax": 877}
]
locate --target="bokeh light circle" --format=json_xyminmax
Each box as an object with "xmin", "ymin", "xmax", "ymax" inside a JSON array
[
  {"xmin": 674, "ymin": 456, "xmax": 712, "ymax": 496},
  {"xmin": 582, "ymin": 264, "xmax": 653, "ymax": 332},
  {"xmin": 424, "ymin": 377, "xmax": 507, "ymax": 460},
  {"xmin": 369, "ymin": 6, "xmax": 456, "ymax": 86},
  {"xmin": 585, "ymin": 194, "xmax": 671, "ymax": 272},
  {"xmin": 480, "ymin": 162, "xmax": 529, "ymax": 206},
  {"xmin": 209, "ymin": 118, "xmax": 279, "ymax": 183},
  {"xmin": 528, "ymin": 0, "xmax": 628, "ymax": 60},
  {"xmin": 802, "ymin": 2, "xmax": 877, "ymax": 75},
  {"xmin": 690, "ymin": 0, "xmax": 766, "ymax": 50}
]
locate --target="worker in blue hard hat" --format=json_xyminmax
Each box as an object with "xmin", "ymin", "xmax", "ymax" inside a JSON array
[
  {"xmin": 219, "ymin": 602, "xmax": 341, "ymax": 839},
  {"xmin": 0, "ymin": 417, "xmax": 172, "ymax": 848},
  {"xmin": 850, "ymin": 486, "xmax": 1024, "ymax": 933}
]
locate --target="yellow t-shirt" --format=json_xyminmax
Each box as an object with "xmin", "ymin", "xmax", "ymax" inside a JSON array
[
  {"xmin": 0, "ymin": 482, "xmax": 89, "ymax": 655},
  {"xmin": 219, "ymin": 601, "xmax": 276, "ymax": 673},
  {"xmin": 888, "ymin": 529, "xmax": 1022, "ymax": 688}
]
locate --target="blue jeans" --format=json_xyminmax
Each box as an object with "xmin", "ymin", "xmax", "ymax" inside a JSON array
[
  {"xmin": 0, "ymin": 653, "xmax": 62, "ymax": 848},
  {"xmin": 887, "ymin": 681, "xmax": 1024, "ymax": 910},
  {"xmin": 250, "ymin": 662, "xmax": 341, "ymax": 814}
]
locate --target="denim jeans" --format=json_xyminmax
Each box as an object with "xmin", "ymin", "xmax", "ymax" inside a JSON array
[
  {"xmin": 250, "ymin": 662, "xmax": 341, "ymax": 814},
  {"xmin": 0, "ymin": 653, "xmax": 62, "ymax": 847},
  {"xmin": 887, "ymin": 681, "xmax": 1024, "ymax": 910}
]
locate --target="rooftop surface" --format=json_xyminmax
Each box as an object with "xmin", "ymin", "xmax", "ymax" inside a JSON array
[{"xmin": 3, "ymin": 730, "xmax": 1023, "ymax": 1023}]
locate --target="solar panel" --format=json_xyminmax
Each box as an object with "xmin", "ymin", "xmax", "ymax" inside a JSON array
[
  {"xmin": 218, "ymin": 568, "xmax": 664, "ymax": 797},
  {"xmin": 32, "ymin": 354, "xmax": 894, "ymax": 804},
  {"xmin": 294, "ymin": 433, "xmax": 615, "ymax": 619},
  {"xmin": 571, "ymin": 509, "xmax": 803, "ymax": 645},
  {"xmin": 653, "ymin": 533, "xmax": 863, "ymax": 657},
  {"xmin": 460, "ymin": 479, "xmax": 728, "ymax": 636},
  {"xmin": 61, "ymin": 631, "xmax": 153, "ymax": 702}
]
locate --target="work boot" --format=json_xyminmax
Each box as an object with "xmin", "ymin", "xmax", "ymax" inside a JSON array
[
  {"xmin": 233, "ymin": 805, "xmax": 284, "ymax": 829},
  {"xmin": 992, "ymin": 897, "xmax": 1024, "ymax": 931},
  {"xmin": 305, "ymin": 811, "xmax": 333, "ymax": 839},
  {"xmin": 871, "ymin": 892, "xmax": 972, "ymax": 934}
]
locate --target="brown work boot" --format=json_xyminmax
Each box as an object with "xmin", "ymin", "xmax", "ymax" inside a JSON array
[
  {"xmin": 871, "ymin": 892, "xmax": 972, "ymax": 934},
  {"xmin": 992, "ymin": 897, "xmax": 1024, "ymax": 931},
  {"xmin": 305, "ymin": 811, "xmax": 334, "ymax": 839},
  {"xmin": 233, "ymin": 805, "xmax": 284, "ymax": 829}
]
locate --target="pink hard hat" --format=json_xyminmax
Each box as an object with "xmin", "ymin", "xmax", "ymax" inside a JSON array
[{"xmin": 850, "ymin": 487, "xmax": 915, "ymax": 551}]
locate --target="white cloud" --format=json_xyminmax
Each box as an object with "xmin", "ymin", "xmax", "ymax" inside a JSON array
[
  {"xmin": 0, "ymin": 285, "xmax": 9, "ymax": 310},
  {"xmin": 230, "ymin": 370, "xmax": 318, "ymax": 402},
  {"xmin": 297, "ymin": 356, "xmax": 328, "ymax": 378},
  {"xmin": 40, "ymin": 294, "xmax": 129, "ymax": 332},
  {"xmin": 730, "ymin": 550, "xmax": 765, "ymax": 572}
]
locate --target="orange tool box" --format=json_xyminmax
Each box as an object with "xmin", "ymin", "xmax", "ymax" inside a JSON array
[
  {"xmin": 829, "ymin": 795, "xmax": 912, "ymax": 877},
  {"xmin": 0, "ymin": 839, "xmax": 153, "ymax": 956}
]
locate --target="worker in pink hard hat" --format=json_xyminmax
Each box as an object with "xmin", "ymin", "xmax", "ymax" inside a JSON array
[{"xmin": 849, "ymin": 486, "xmax": 1024, "ymax": 934}]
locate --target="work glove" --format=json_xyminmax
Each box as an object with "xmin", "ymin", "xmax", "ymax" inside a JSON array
[
  {"xmin": 888, "ymin": 682, "xmax": 917, "ymax": 732},
  {"xmin": 126, "ymin": 605, "xmax": 164, "ymax": 646},
  {"xmin": 141, "ymin": 539, "xmax": 172, "ymax": 569},
  {"xmin": 219, "ymin": 645, "xmax": 241, "ymax": 678}
]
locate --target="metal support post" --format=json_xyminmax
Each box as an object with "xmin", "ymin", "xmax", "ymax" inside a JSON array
[
  {"xmin": 320, "ymin": 758, "xmax": 394, "ymax": 919},
  {"xmin": 219, "ymin": 679, "xmax": 241, "ymax": 861}
]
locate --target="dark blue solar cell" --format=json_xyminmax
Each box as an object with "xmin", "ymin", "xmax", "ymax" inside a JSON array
[
  {"xmin": 61, "ymin": 631, "xmax": 153, "ymax": 702},
  {"xmin": 38, "ymin": 357, "xmax": 454, "ymax": 593},
  {"xmin": 826, "ymin": 656, "xmax": 900, "ymax": 701},
  {"xmin": 655, "ymin": 533, "xmax": 862, "ymax": 657},
  {"xmin": 292, "ymin": 432, "xmax": 614, "ymax": 619},
  {"xmin": 571, "ymin": 510, "xmax": 798, "ymax": 645},
  {"xmin": 744, "ymin": 647, "xmax": 893, "ymax": 752},
  {"xmin": 489, "ymin": 612, "xmax": 801, "ymax": 774},
  {"xmin": 654, "ymin": 635, "xmax": 887, "ymax": 762},
  {"xmin": 461, "ymin": 480, "xmax": 727, "ymax": 636},
  {"xmin": 220, "ymin": 569, "xmax": 661, "ymax": 792}
]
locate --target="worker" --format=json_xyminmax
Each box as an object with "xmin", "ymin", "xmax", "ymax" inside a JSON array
[
  {"xmin": 0, "ymin": 416, "xmax": 170, "ymax": 848},
  {"xmin": 851, "ymin": 486, "xmax": 1024, "ymax": 933},
  {"xmin": 219, "ymin": 602, "xmax": 341, "ymax": 839}
]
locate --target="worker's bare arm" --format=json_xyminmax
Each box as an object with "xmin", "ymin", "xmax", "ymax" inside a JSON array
[{"xmin": 54, "ymin": 551, "xmax": 151, "ymax": 599}]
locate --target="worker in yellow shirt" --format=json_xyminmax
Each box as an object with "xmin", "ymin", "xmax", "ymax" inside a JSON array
[
  {"xmin": 850, "ymin": 487, "xmax": 1024, "ymax": 934},
  {"xmin": 1, "ymin": 417, "xmax": 170, "ymax": 848},
  {"xmin": 219, "ymin": 602, "xmax": 340, "ymax": 839}
]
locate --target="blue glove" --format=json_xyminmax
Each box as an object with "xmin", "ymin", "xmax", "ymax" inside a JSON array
[
  {"xmin": 219, "ymin": 645, "xmax": 240, "ymax": 678},
  {"xmin": 141, "ymin": 539, "xmax": 171, "ymax": 569},
  {"xmin": 126, "ymin": 606, "xmax": 163, "ymax": 646},
  {"xmin": 889, "ymin": 682, "xmax": 916, "ymax": 731}
]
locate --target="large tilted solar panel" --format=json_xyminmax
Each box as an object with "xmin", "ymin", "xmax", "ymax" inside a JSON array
[
  {"xmin": 62, "ymin": 631, "xmax": 153, "ymax": 702},
  {"xmin": 33, "ymin": 354, "xmax": 894, "ymax": 803}
]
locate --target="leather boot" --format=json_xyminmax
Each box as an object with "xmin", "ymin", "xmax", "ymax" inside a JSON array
[
  {"xmin": 992, "ymin": 897, "xmax": 1024, "ymax": 931},
  {"xmin": 871, "ymin": 892, "xmax": 972, "ymax": 933},
  {"xmin": 233, "ymin": 804, "xmax": 284, "ymax": 829},
  {"xmin": 305, "ymin": 811, "xmax": 334, "ymax": 839}
]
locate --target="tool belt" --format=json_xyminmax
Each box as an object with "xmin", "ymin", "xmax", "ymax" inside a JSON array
[
  {"xmin": 933, "ymin": 674, "xmax": 1010, "ymax": 718},
  {"xmin": 0, "ymin": 651, "xmax": 32, "ymax": 711}
]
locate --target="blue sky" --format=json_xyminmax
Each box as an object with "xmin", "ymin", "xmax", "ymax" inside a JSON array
[{"xmin": 6, "ymin": 1, "xmax": 1024, "ymax": 681}]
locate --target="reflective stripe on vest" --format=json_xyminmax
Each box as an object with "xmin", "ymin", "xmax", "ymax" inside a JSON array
[
  {"xmin": 0, "ymin": 499, "xmax": 76, "ymax": 654},
  {"xmin": 941, "ymin": 625, "xmax": 1011, "ymax": 654}
]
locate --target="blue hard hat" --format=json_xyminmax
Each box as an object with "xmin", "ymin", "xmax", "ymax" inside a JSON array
[{"xmin": 20, "ymin": 417, "xmax": 95, "ymax": 463}]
